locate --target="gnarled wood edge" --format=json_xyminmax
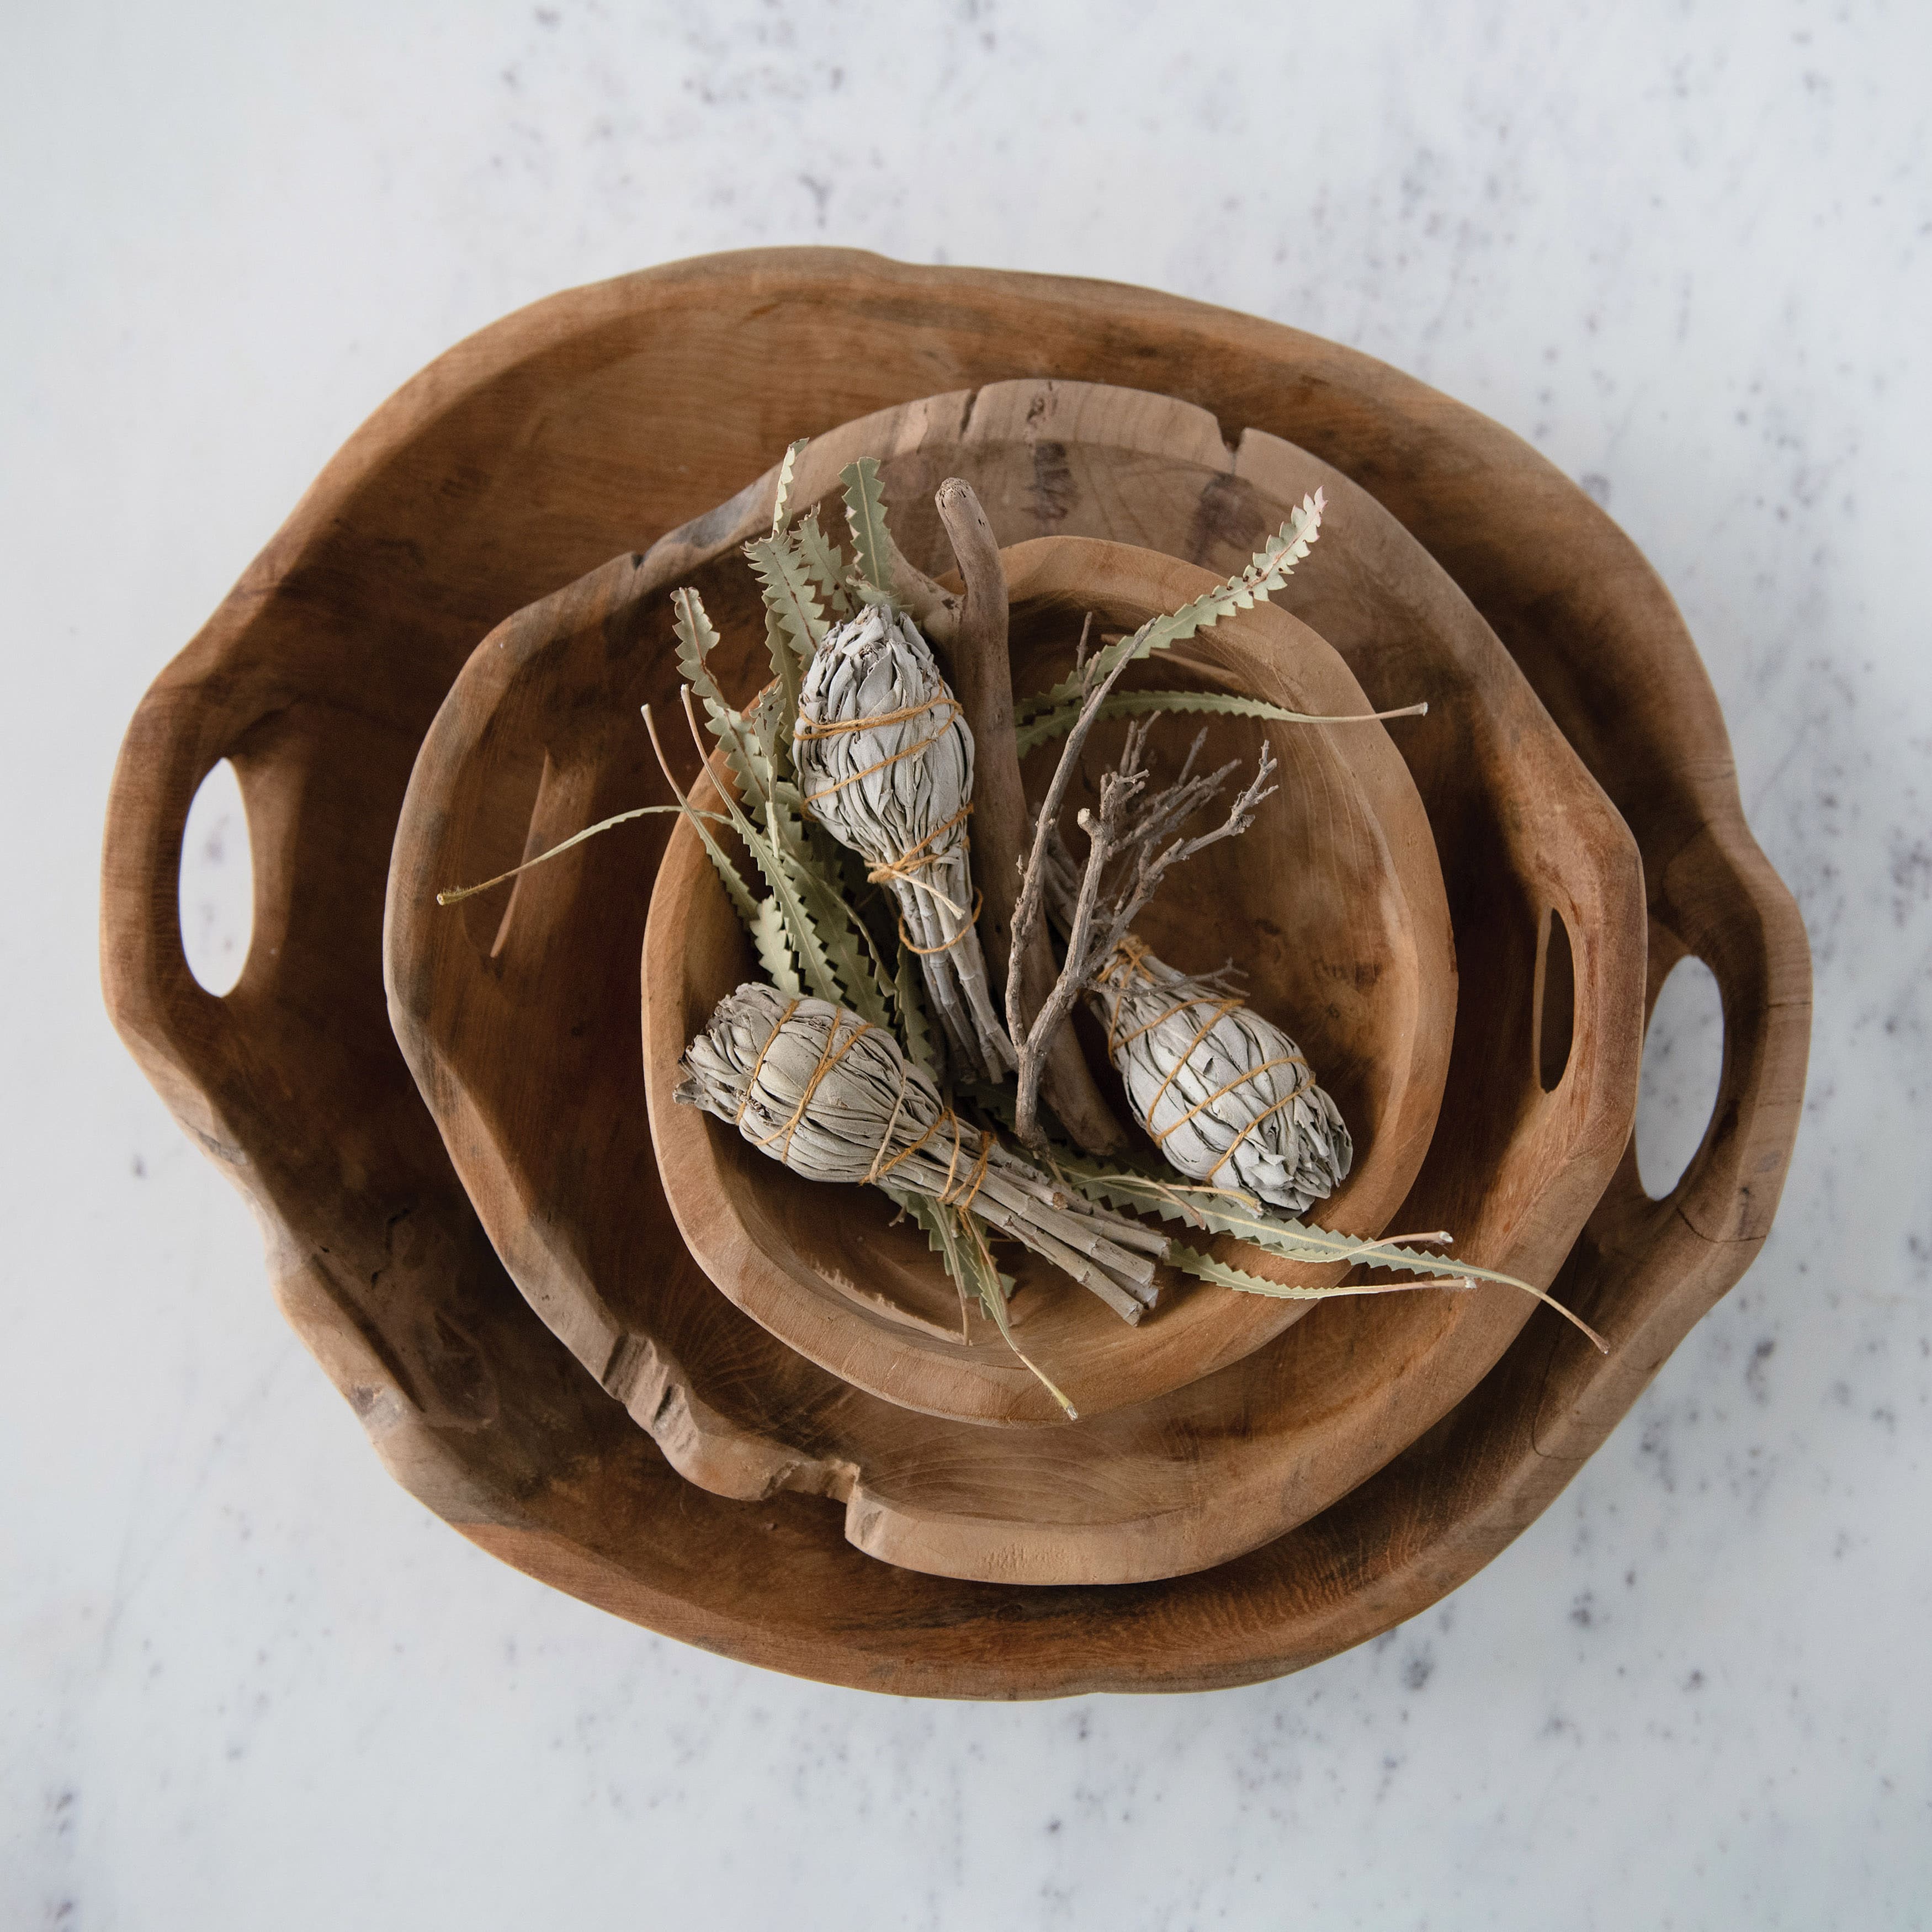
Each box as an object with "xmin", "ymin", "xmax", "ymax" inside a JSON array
[
  {"xmin": 101, "ymin": 248, "xmax": 1809, "ymax": 1694},
  {"xmin": 386, "ymin": 407, "xmax": 1641, "ymax": 1584}
]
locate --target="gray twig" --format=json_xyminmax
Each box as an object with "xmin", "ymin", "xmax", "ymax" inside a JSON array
[{"xmin": 1006, "ymin": 644, "xmax": 1278, "ymax": 1147}]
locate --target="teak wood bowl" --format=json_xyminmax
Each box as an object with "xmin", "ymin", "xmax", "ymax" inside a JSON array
[
  {"xmin": 384, "ymin": 390, "xmax": 1641, "ymax": 1585},
  {"xmin": 100, "ymin": 252, "xmax": 1808, "ymax": 1686},
  {"xmin": 642, "ymin": 534, "xmax": 1456, "ymax": 1426}
]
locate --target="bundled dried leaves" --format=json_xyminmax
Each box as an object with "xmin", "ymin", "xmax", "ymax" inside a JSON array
[{"xmin": 441, "ymin": 448, "xmax": 1609, "ymax": 1408}]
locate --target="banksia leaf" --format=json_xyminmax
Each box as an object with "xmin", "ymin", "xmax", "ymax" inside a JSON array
[
  {"xmin": 840, "ymin": 457, "xmax": 894, "ymax": 595},
  {"xmin": 748, "ymin": 894, "xmax": 804, "ymax": 996},
  {"xmin": 1016, "ymin": 490, "xmax": 1328, "ymax": 723},
  {"xmin": 672, "ymin": 586, "xmax": 776, "ymax": 809},
  {"xmin": 794, "ymin": 511, "xmax": 854, "ymax": 617},
  {"xmin": 770, "ymin": 438, "xmax": 808, "ymax": 538},
  {"xmin": 893, "ymin": 944, "xmax": 943, "ymax": 1079},
  {"xmin": 1013, "ymin": 686, "xmax": 1427, "ymax": 756},
  {"xmin": 745, "ymin": 532, "xmax": 829, "ymax": 662},
  {"xmin": 1164, "ymin": 1244, "xmax": 1474, "ymax": 1299}
]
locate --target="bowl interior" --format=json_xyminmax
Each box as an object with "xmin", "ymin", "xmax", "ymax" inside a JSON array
[
  {"xmin": 645, "ymin": 535, "xmax": 1454, "ymax": 1424},
  {"xmin": 381, "ymin": 365, "xmax": 1644, "ymax": 1587}
]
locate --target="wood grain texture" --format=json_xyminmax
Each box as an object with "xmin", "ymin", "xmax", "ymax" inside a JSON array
[
  {"xmin": 640, "ymin": 532, "xmax": 1454, "ymax": 1427},
  {"xmin": 383, "ymin": 388, "xmax": 1638, "ymax": 1585},
  {"xmin": 99, "ymin": 250, "xmax": 1807, "ymax": 1689}
]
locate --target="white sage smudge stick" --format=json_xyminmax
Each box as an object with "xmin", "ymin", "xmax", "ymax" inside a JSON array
[
  {"xmin": 1044, "ymin": 834, "xmax": 1352, "ymax": 1213},
  {"xmin": 676, "ymin": 983, "xmax": 1168, "ymax": 1325},
  {"xmin": 793, "ymin": 603, "xmax": 1016, "ymax": 1083}
]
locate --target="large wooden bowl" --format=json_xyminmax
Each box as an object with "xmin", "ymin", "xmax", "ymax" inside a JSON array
[
  {"xmin": 385, "ymin": 393, "xmax": 1641, "ymax": 1586},
  {"xmin": 642, "ymin": 536, "xmax": 1456, "ymax": 1425},
  {"xmin": 101, "ymin": 252, "xmax": 1807, "ymax": 1684}
]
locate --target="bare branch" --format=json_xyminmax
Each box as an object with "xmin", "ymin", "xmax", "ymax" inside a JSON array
[
  {"xmin": 933, "ymin": 479, "xmax": 1125, "ymax": 1154},
  {"xmin": 1010, "ymin": 708, "xmax": 1279, "ymax": 1148},
  {"xmin": 1007, "ymin": 618, "xmax": 1151, "ymax": 1145}
]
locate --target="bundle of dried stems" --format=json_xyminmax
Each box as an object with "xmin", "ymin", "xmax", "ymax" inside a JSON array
[
  {"xmin": 793, "ymin": 604, "xmax": 1013, "ymax": 1083},
  {"xmin": 677, "ymin": 982, "xmax": 1166, "ymax": 1326}
]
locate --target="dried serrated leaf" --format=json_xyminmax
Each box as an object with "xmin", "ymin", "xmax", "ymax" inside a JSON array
[
  {"xmin": 1064, "ymin": 1159, "xmax": 1607, "ymax": 1348},
  {"xmin": 672, "ymin": 586, "xmax": 774, "ymax": 810},
  {"xmin": 840, "ymin": 456, "xmax": 893, "ymax": 595},
  {"xmin": 794, "ymin": 511, "xmax": 854, "ymax": 617},
  {"xmin": 685, "ymin": 810, "xmax": 761, "ymax": 928},
  {"xmin": 893, "ymin": 944, "xmax": 943, "ymax": 1079},
  {"xmin": 1165, "ymin": 1244, "xmax": 1475, "ymax": 1299},
  {"xmin": 1015, "ymin": 490, "xmax": 1327, "ymax": 724},
  {"xmin": 671, "ymin": 582, "xmax": 721, "ymax": 679},
  {"xmin": 1013, "ymin": 686, "xmax": 1425, "ymax": 756},
  {"xmin": 744, "ymin": 532, "xmax": 828, "ymax": 662},
  {"xmin": 436, "ymin": 802, "xmax": 713, "ymax": 907},
  {"xmin": 762, "ymin": 604, "xmax": 801, "ymax": 748},
  {"xmin": 956, "ymin": 1215, "xmax": 1076, "ymax": 1418},
  {"xmin": 754, "ymin": 815, "xmax": 897, "ymax": 1029},
  {"xmin": 770, "ymin": 438, "xmax": 807, "ymax": 538},
  {"xmin": 748, "ymin": 894, "xmax": 804, "ymax": 996},
  {"xmin": 758, "ymin": 801, "xmax": 847, "ymax": 1006}
]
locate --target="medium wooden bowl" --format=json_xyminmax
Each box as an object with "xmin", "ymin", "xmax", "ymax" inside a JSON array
[
  {"xmin": 384, "ymin": 391, "xmax": 1639, "ymax": 1586},
  {"xmin": 642, "ymin": 537, "xmax": 1455, "ymax": 1425},
  {"xmin": 101, "ymin": 253, "xmax": 1806, "ymax": 1684}
]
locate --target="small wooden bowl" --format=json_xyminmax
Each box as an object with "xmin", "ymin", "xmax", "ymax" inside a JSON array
[{"xmin": 643, "ymin": 538, "xmax": 1455, "ymax": 1425}]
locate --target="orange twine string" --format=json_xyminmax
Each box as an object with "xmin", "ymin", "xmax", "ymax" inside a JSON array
[
  {"xmin": 796, "ymin": 696, "xmax": 964, "ymax": 813},
  {"xmin": 747, "ymin": 1006, "xmax": 875, "ymax": 1163},
  {"xmin": 735, "ymin": 997, "xmax": 803, "ymax": 1129}
]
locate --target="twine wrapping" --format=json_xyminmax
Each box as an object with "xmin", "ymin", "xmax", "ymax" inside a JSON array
[
  {"xmin": 676, "ymin": 983, "xmax": 1167, "ymax": 1321},
  {"xmin": 1089, "ymin": 940, "xmax": 1354, "ymax": 1215},
  {"xmin": 793, "ymin": 604, "xmax": 1015, "ymax": 1084}
]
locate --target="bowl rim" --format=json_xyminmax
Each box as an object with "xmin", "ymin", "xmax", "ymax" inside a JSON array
[
  {"xmin": 642, "ymin": 529, "xmax": 1456, "ymax": 1427},
  {"xmin": 384, "ymin": 380, "xmax": 1641, "ymax": 1587},
  {"xmin": 103, "ymin": 252, "xmax": 1804, "ymax": 1691}
]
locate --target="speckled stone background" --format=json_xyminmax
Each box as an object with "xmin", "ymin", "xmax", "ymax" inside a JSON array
[{"xmin": 6, "ymin": 3, "xmax": 1927, "ymax": 1926}]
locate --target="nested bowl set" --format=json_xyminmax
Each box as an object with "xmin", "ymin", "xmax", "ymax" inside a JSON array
[{"xmin": 102, "ymin": 250, "xmax": 1810, "ymax": 1695}]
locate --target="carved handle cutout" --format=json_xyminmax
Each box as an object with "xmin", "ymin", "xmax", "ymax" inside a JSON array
[{"xmin": 1535, "ymin": 905, "xmax": 1576, "ymax": 1093}]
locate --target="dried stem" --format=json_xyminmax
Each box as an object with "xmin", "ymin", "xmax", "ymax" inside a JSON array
[
  {"xmin": 1006, "ymin": 620, "xmax": 1277, "ymax": 1145},
  {"xmin": 933, "ymin": 477, "xmax": 1126, "ymax": 1155}
]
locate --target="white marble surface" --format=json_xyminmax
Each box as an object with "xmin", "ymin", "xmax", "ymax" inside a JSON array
[{"xmin": 5, "ymin": 3, "xmax": 1929, "ymax": 1925}]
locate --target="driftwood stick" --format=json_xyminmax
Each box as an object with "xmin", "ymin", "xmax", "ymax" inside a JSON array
[
  {"xmin": 933, "ymin": 477, "xmax": 1127, "ymax": 1155},
  {"xmin": 1005, "ymin": 622, "xmax": 1150, "ymax": 1147},
  {"xmin": 1009, "ymin": 697, "xmax": 1278, "ymax": 1149}
]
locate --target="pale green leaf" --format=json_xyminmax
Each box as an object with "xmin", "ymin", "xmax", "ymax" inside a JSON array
[
  {"xmin": 770, "ymin": 438, "xmax": 807, "ymax": 538},
  {"xmin": 1014, "ymin": 491, "xmax": 1327, "ymax": 725},
  {"xmin": 672, "ymin": 586, "xmax": 775, "ymax": 811},
  {"xmin": 744, "ymin": 533, "xmax": 829, "ymax": 662},
  {"xmin": 840, "ymin": 457, "xmax": 894, "ymax": 595},
  {"xmin": 670, "ymin": 582, "xmax": 721, "ymax": 682},
  {"xmin": 762, "ymin": 604, "xmax": 801, "ymax": 750},
  {"xmin": 1051, "ymin": 1152, "xmax": 1606, "ymax": 1349},
  {"xmin": 684, "ymin": 811, "xmax": 761, "ymax": 928},
  {"xmin": 893, "ymin": 946, "xmax": 943, "ymax": 1079},
  {"xmin": 1164, "ymin": 1244, "xmax": 1475, "ymax": 1300},
  {"xmin": 794, "ymin": 510, "xmax": 855, "ymax": 617},
  {"xmin": 955, "ymin": 1216, "xmax": 1076, "ymax": 1418},
  {"xmin": 434, "ymin": 802, "xmax": 720, "ymax": 907},
  {"xmin": 773, "ymin": 834, "xmax": 896, "ymax": 1028},
  {"xmin": 1013, "ymin": 686, "xmax": 1427, "ymax": 756},
  {"xmin": 758, "ymin": 799, "xmax": 843, "ymax": 1005},
  {"xmin": 748, "ymin": 895, "xmax": 804, "ymax": 996}
]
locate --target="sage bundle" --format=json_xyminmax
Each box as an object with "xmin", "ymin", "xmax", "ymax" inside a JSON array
[
  {"xmin": 1090, "ymin": 941, "xmax": 1352, "ymax": 1213},
  {"xmin": 440, "ymin": 448, "xmax": 1601, "ymax": 1386},
  {"xmin": 677, "ymin": 982, "xmax": 1167, "ymax": 1324},
  {"xmin": 1042, "ymin": 835, "xmax": 1351, "ymax": 1212},
  {"xmin": 793, "ymin": 603, "xmax": 1015, "ymax": 1084}
]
